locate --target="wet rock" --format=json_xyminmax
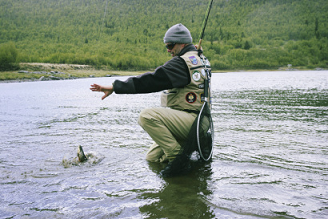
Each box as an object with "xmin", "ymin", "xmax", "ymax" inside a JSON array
[{"xmin": 49, "ymin": 76, "xmax": 61, "ymax": 80}]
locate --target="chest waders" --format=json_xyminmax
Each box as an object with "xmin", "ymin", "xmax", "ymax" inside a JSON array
[
  {"xmin": 178, "ymin": 52, "xmax": 213, "ymax": 162},
  {"xmin": 160, "ymin": 53, "xmax": 213, "ymax": 177}
]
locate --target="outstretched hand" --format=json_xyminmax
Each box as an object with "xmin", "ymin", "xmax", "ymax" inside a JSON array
[{"xmin": 90, "ymin": 84, "xmax": 114, "ymax": 100}]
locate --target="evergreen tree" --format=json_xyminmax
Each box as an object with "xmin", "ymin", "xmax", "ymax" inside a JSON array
[{"xmin": 244, "ymin": 41, "xmax": 251, "ymax": 50}]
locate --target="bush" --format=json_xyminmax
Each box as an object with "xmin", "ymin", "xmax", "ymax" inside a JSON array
[
  {"xmin": 0, "ymin": 42, "xmax": 20, "ymax": 71},
  {"xmin": 248, "ymin": 59, "xmax": 273, "ymax": 69},
  {"xmin": 211, "ymin": 60, "xmax": 230, "ymax": 70}
]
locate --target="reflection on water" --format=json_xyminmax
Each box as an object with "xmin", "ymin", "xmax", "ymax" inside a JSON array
[
  {"xmin": 0, "ymin": 71, "xmax": 327, "ymax": 218},
  {"xmin": 140, "ymin": 161, "xmax": 215, "ymax": 218}
]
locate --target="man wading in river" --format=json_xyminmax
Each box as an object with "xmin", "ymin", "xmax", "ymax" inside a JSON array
[{"xmin": 90, "ymin": 23, "xmax": 211, "ymax": 176}]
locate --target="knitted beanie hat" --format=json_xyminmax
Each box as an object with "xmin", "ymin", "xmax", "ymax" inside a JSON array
[{"xmin": 163, "ymin": 23, "xmax": 192, "ymax": 44}]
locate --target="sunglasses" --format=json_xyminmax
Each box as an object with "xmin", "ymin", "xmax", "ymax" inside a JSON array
[{"xmin": 165, "ymin": 43, "xmax": 176, "ymax": 50}]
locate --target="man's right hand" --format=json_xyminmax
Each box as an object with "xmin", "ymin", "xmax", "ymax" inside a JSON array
[{"xmin": 90, "ymin": 84, "xmax": 114, "ymax": 100}]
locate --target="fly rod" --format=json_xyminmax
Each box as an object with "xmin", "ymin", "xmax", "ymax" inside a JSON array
[{"xmin": 198, "ymin": 0, "xmax": 214, "ymax": 50}]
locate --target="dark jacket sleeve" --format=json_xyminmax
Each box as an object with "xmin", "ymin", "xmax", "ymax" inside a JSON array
[{"xmin": 113, "ymin": 56, "xmax": 190, "ymax": 94}]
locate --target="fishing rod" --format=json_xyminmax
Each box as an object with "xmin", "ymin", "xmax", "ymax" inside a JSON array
[{"xmin": 198, "ymin": 0, "xmax": 214, "ymax": 50}]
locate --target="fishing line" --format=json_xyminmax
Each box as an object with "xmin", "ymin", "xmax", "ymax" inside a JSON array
[
  {"xmin": 102, "ymin": 0, "xmax": 109, "ymax": 27},
  {"xmin": 99, "ymin": 0, "xmax": 109, "ymax": 40}
]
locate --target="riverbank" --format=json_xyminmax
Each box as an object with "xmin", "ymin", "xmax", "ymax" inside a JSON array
[
  {"xmin": 0, "ymin": 63, "xmax": 144, "ymax": 83},
  {"xmin": 0, "ymin": 62, "xmax": 325, "ymax": 83}
]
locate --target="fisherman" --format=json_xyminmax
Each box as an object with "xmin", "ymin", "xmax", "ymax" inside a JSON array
[{"xmin": 90, "ymin": 23, "xmax": 210, "ymax": 175}]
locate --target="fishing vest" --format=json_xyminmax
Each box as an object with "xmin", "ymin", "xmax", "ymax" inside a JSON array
[{"xmin": 161, "ymin": 50, "xmax": 211, "ymax": 112}]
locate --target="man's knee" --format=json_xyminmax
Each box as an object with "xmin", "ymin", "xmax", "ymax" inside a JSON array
[{"xmin": 138, "ymin": 108, "xmax": 156, "ymax": 128}]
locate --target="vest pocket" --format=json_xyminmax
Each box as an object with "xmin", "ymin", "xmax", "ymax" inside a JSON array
[{"xmin": 161, "ymin": 90, "xmax": 178, "ymax": 108}]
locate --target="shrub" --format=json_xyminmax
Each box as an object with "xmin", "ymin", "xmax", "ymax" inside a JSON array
[{"xmin": 0, "ymin": 42, "xmax": 20, "ymax": 71}]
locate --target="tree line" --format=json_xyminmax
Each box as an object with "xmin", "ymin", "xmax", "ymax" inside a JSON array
[{"xmin": 0, "ymin": 0, "xmax": 327, "ymax": 71}]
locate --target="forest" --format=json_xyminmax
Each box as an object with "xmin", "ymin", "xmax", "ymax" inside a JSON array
[{"xmin": 0, "ymin": 0, "xmax": 327, "ymax": 71}]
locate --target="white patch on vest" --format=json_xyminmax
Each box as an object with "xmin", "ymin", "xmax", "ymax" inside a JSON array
[{"xmin": 192, "ymin": 71, "xmax": 201, "ymax": 81}]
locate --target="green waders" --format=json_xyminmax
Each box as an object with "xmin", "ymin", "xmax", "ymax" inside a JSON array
[{"xmin": 138, "ymin": 107, "xmax": 197, "ymax": 162}]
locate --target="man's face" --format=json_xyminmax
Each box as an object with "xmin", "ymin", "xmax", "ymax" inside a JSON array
[{"xmin": 166, "ymin": 43, "xmax": 184, "ymax": 57}]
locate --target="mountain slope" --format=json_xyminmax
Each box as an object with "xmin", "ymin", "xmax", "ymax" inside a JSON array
[{"xmin": 0, "ymin": 0, "xmax": 327, "ymax": 70}]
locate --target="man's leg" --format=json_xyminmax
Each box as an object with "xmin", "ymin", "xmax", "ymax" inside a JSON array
[
  {"xmin": 138, "ymin": 108, "xmax": 197, "ymax": 161},
  {"xmin": 145, "ymin": 142, "xmax": 168, "ymax": 163}
]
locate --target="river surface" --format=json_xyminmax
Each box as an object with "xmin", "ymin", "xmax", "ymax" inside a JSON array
[{"xmin": 0, "ymin": 71, "xmax": 327, "ymax": 219}]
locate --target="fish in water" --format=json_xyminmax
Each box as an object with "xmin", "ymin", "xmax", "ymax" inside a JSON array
[
  {"xmin": 77, "ymin": 145, "xmax": 88, "ymax": 162},
  {"xmin": 62, "ymin": 146, "xmax": 104, "ymax": 167}
]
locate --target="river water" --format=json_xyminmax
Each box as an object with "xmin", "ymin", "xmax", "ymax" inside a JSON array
[{"xmin": 0, "ymin": 71, "xmax": 327, "ymax": 219}]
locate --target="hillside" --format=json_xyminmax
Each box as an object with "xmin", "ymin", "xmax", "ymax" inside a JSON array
[{"xmin": 0, "ymin": 0, "xmax": 327, "ymax": 71}]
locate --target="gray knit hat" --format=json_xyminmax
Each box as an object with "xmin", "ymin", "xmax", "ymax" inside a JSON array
[{"xmin": 163, "ymin": 23, "xmax": 192, "ymax": 44}]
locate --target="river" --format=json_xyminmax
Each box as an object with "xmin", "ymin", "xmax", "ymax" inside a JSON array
[{"xmin": 0, "ymin": 71, "xmax": 327, "ymax": 219}]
